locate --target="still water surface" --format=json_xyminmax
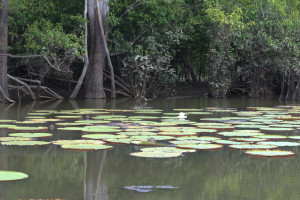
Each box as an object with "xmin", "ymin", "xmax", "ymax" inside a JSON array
[{"xmin": 0, "ymin": 97, "xmax": 300, "ymax": 200}]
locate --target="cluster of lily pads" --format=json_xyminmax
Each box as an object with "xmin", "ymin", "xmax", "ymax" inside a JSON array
[{"xmin": 1, "ymin": 106, "xmax": 300, "ymax": 161}]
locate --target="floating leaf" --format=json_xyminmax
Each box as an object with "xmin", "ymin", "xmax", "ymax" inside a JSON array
[
  {"xmin": 245, "ymin": 150, "xmax": 295, "ymax": 158},
  {"xmin": 228, "ymin": 144, "xmax": 278, "ymax": 150},
  {"xmin": 257, "ymin": 141, "xmax": 300, "ymax": 147},
  {"xmin": 82, "ymin": 134, "xmax": 128, "ymax": 140},
  {"xmin": 129, "ymin": 151, "xmax": 182, "ymax": 158},
  {"xmin": 176, "ymin": 144, "xmax": 223, "ymax": 150},
  {"xmin": 1, "ymin": 141, "xmax": 51, "ymax": 146},
  {"xmin": 61, "ymin": 144, "xmax": 113, "ymax": 151},
  {"xmin": 0, "ymin": 171, "xmax": 29, "ymax": 182},
  {"xmin": 8, "ymin": 133, "xmax": 53, "ymax": 138},
  {"xmin": 52, "ymin": 140, "xmax": 105, "ymax": 145}
]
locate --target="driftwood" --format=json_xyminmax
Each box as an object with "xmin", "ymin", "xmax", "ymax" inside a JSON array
[{"xmin": 7, "ymin": 74, "xmax": 36, "ymax": 100}]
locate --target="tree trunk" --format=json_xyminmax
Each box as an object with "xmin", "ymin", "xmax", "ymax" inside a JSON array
[
  {"xmin": 85, "ymin": 0, "xmax": 108, "ymax": 99},
  {"xmin": 0, "ymin": 0, "xmax": 9, "ymax": 102}
]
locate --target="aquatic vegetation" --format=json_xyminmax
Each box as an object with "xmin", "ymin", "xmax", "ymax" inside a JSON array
[
  {"xmin": 8, "ymin": 133, "xmax": 53, "ymax": 138},
  {"xmin": 176, "ymin": 143, "xmax": 223, "ymax": 150},
  {"xmin": 1, "ymin": 141, "xmax": 51, "ymax": 146},
  {"xmin": 0, "ymin": 171, "xmax": 29, "ymax": 182},
  {"xmin": 61, "ymin": 144, "xmax": 113, "ymax": 151},
  {"xmin": 245, "ymin": 150, "xmax": 295, "ymax": 158}
]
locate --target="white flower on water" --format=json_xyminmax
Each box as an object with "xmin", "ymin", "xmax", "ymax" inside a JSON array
[{"xmin": 177, "ymin": 112, "xmax": 187, "ymax": 119}]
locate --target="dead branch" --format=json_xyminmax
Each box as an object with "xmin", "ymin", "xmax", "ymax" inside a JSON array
[
  {"xmin": 7, "ymin": 74, "xmax": 36, "ymax": 100},
  {"xmin": 104, "ymin": 88, "xmax": 131, "ymax": 97},
  {"xmin": 0, "ymin": 53, "xmax": 67, "ymax": 72},
  {"xmin": 30, "ymin": 86, "xmax": 63, "ymax": 100},
  {"xmin": 103, "ymin": 72, "xmax": 132, "ymax": 95}
]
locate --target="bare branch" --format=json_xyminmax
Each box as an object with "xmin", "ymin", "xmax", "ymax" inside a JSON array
[{"xmin": 0, "ymin": 53, "xmax": 66, "ymax": 71}]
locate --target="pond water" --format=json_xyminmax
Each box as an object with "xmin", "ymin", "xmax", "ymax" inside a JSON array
[{"xmin": 1, "ymin": 96, "xmax": 300, "ymax": 200}]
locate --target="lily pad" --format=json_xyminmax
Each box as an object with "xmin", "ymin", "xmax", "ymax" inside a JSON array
[
  {"xmin": 230, "ymin": 138, "xmax": 268, "ymax": 142},
  {"xmin": 8, "ymin": 133, "xmax": 53, "ymax": 138},
  {"xmin": 1, "ymin": 141, "xmax": 51, "ymax": 146},
  {"xmin": 253, "ymin": 135, "xmax": 288, "ymax": 140},
  {"xmin": 245, "ymin": 150, "xmax": 295, "ymax": 158},
  {"xmin": 260, "ymin": 127, "xmax": 295, "ymax": 132},
  {"xmin": 130, "ymin": 135, "xmax": 175, "ymax": 141},
  {"xmin": 82, "ymin": 134, "xmax": 128, "ymax": 140},
  {"xmin": 176, "ymin": 143, "xmax": 223, "ymax": 150},
  {"xmin": 140, "ymin": 147, "xmax": 196, "ymax": 153},
  {"xmin": 52, "ymin": 140, "xmax": 105, "ymax": 145},
  {"xmin": 61, "ymin": 144, "xmax": 113, "ymax": 151},
  {"xmin": 0, "ymin": 137, "xmax": 32, "ymax": 142},
  {"xmin": 228, "ymin": 144, "xmax": 278, "ymax": 150},
  {"xmin": 129, "ymin": 151, "xmax": 182, "ymax": 158},
  {"xmin": 0, "ymin": 171, "xmax": 29, "ymax": 182},
  {"xmin": 257, "ymin": 141, "xmax": 300, "ymax": 147},
  {"xmin": 9, "ymin": 126, "xmax": 48, "ymax": 132}
]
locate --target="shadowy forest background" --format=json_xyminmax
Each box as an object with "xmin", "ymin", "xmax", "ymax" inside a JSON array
[{"xmin": 0, "ymin": 0, "xmax": 299, "ymax": 102}]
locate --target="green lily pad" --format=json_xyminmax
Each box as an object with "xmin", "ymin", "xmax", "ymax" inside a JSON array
[
  {"xmin": 176, "ymin": 144, "xmax": 223, "ymax": 150},
  {"xmin": 0, "ymin": 124, "xmax": 17, "ymax": 129},
  {"xmin": 9, "ymin": 126, "xmax": 48, "ymax": 132},
  {"xmin": 1, "ymin": 141, "xmax": 51, "ymax": 146},
  {"xmin": 55, "ymin": 115, "xmax": 82, "ymax": 119},
  {"xmin": 0, "ymin": 120, "xmax": 16, "ymax": 123},
  {"xmin": 157, "ymin": 131, "xmax": 197, "ymax": 137},
  {"xmin": 55, "ymin": 122, "xmax": 89, "ymax": 127},
  {"xmin": 119, "ymin": 131, "xmax": 158, "ymax": 136},
  {"xmin": 0, "ymin": 137, "xmax": 32, "ymax": 142},
  {"xmin": 214, "ymin": 140, "xmax": 248, "ymax": 145},
  {"xmin": 253, "ymin": 135, "xmax": 288, "ymax": 140},
  {"xmin": 288, "ymin": 136, "xmax": 300, "ymax": 140},
  {"xmin": 260, "ymin": 127, "xmax": 295, "ymax": 132},
  {"xmin": 140, "ymin": 147, "xmax": 196, "ymax": 153},
  {"xmin": 82, "ymin": 134, "xmax": 128, "ymax": 140},
  {"xmin": 173, "ymin": 109, "xmax": 203, "ymax": 112},
  {"xmin": 74, "ymin": 120, "xmax": 111, "ymax": 124},
  {"xmin": 61, "ymin": 144, "xmax": 113, "ymax": 151},
  {"xmin": 169, "ymin": 140, "xmax": 211, "ymax": 145},
  {"xmin": 245, "ymin": 150, "xmax": 295, "ymax": 158},
  {"xmin": 0, "ymin": 171, "xmax": 29, "ymax": 182},
  {"xmin": 257, "ymin": 141, "xmax": 300, "ymax": 147},
  {"xmin": 103, "ymin": 138, "xmax": 132, "ymax": 144},
  {"xmin": 129, "ymin": 151, "xmax": 182, "ymax": 158},
  {"xmin": 130, "ymin": 135, "xmax": 175, "ymax": 141},
  {"xmin": 52, "ymin": 140, "xmax": 105, "ymax": 145},
  {"xmin": 230, "ymin": 138, "xmax": 268, "ymax": 142},
  {"xmin": 8, "ymin": 133, "xmax": 53, "ymax": 138},
  {"xmin": 217, "ymin": 131, "xmax": 264, "ymax": 137},
  {"xmin": 228, "ymin": 144, "xmax": 278, "ymax": 150},
  {"xmin": 235, "ymin": 125, "xmax": 269, "ymax": 129}
]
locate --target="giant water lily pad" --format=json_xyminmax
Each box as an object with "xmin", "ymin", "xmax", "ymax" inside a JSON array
[
  {"xmin": 228, "ymin": 144, "xmax": 278, "ymax": 150},
  {"xmin": 158, "ymin": 131, "xmax": 197, "ymax": 137},
  {"xmin": 260, "ymin": 127, "xmax": 295, "ymax": 132},
  {"xmin": 0, "ymin": 120, "xmax": 16, "ymax": 123},
  {"xmin": 130, "ymin": 135, "xmax": 175, "ymax": 141},
  {"xmin": 169, "ymin": 140, "xmax": 211, "ymax": 145},
  {"xmin": 0, "ymin": 137, "xmax": 32, "ymax": 142},
  {"xmin": 82, "ymin": 134, "xmax": 128, "ymax": 140},
  {"xmin": 8, "ymin": 133, "xmax": 53, "ymax": 138},
  {"xmin": 245, "ymin": 150, "xmax": 295, "ymax": 158},
  {"xmin": 214, "ymin": 140, "xmax": 248, "ymax": 145},
  {"xmin": 253, "ymin": 135, "xmax": 287, "ymax": 140},
  {"xmin": 230, "ymin": 138, "xmax": 267, "ymax": 143},
  {"xmin": 104, "ymin": 138, "xmax": 133, "ymax": 144},
  {"xmin": 129, "ymin": 151, "xmax": 182, "ymax": 158},
  {"xmin": 9, "ymin": 126, "xmax": 48, "ymax": 132},
  {"xmin": 55, "ymin": 115, "xmax": 82, "ymax": 119},
  {"xmin": 74, "ymin": 120, "xmax": 111, "ymax": 124},
  {"xmin": 52, "ymin": 140, "xmax": 105, "ymax": 145},
  {"xmin": 140, "ymin": 147, "xmax": 196, "ymax": 153},
  {"xmin": 1, "ymin": 141, "xmax": 51, "ymax": 146},
  {"xmin": 0, "ymin": 171, "xmax": 29, "ymax": 182},
  {"xmin": 176, "ymin": 144, "xmax": 223, "ymax": 150},
  {"xmin": 217, "ymin": 131, "xmax": 264, "ymax": 137},
  {"xmin": 119, "ymin": 131, "xmax": 158, "ymax": 136},
  {"xmin": 257, "ymin": 141, "xmax": 300, "ymax": 147},
  {"xmin": 61, "ymin": 144, "xmax": 113, "ymax": 151}
]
